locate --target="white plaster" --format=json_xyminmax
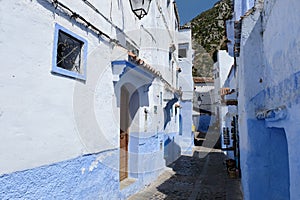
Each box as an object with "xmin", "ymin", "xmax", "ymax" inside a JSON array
[
  {"xmin": 177, "ymin": 29, "xmax": 193, "ymax": 100},
  {"xmin": 0, "ymin": 0, "xmax": 190, "ymax": 175},
  {"xmin": 213, "ymin": 51, "xmax": 234, "ymax": 137},
  {"xmin": 195, "ymin": 85, "xmax": 215, "ymax": 93},
  {"xmin": 217, "ymin": 51, "xmax": 234, "ymax": 88},
  {"xmin": 0, "ymin": 1, "xmax": 86, "ymax": 174}
]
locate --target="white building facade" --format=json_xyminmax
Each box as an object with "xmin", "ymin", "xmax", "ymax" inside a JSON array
[
  {"xmin": 0, "ymin": 0, "xmax": 193, "ymax": 199},
  {"xmin": 176, "ymin": 27, "xmax": 194, "ymax": 154},
  {"xmin": 193, "ymin": 77, "xmax": 215, "ymax": 133},
  {"xmin": 213, "ymin": 50, "xmax": 234, "ymax": 150}
]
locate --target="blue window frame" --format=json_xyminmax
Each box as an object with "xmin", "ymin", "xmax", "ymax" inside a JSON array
[{"xmin": 52, "ymin": 24, "xmax": 88, "ymax": 80}]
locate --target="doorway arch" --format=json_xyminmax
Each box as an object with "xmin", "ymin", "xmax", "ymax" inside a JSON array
[
  {"xmin": 268, "ymin": 127, "xmax": 290, "ymax": 200},
  {"xmin": 119, "ymin": 83, "xmax": 141, "ymax": 181}
]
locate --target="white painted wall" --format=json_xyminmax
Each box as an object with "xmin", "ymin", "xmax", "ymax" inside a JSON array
[
  {"xmin": 218, "ymin": 51, "xmax": 234, "ymax": 89},
  {"xmin": 0, "ymin": 0, "xmax": 183, "ymax": 175},
  {"xmin": 213, "ymin": 50, "xmax": 234, "ymax": 149},
  {"xmin": 194, "ymin": 85, "xmax": 215, "ymax": 93},
  {"xmin": 178, "ymin": 28, "xmax": 193, "ymax": 100},
  {"xmin": 194, "ymin": 82, "xmax": 214, "ymax": 110},
  {"xmin": 0, "ymin": 1, "xmax": 87, "ymax": 174}
]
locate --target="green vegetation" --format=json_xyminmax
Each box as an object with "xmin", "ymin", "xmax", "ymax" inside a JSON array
[{"xmin": 189, "ymin": 0, "xmax": 233, "ymax": 77}]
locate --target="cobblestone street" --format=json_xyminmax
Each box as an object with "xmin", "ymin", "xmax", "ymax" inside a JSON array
[{"xmin": 128, "ymin": 147, "xmax": 243, "ymax": 200}]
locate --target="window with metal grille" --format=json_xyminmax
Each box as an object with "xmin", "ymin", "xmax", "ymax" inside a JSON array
[
  {"xmin": 178, "ymin": 43, "xmax": 188, "ymax": 58},
  {"xmin": 52, "ymin": 24, "xmax": 87, "ymax": 80},
  {"xmin": 57, "ymin": 31, "xmax": 83, "ymax": 73}
]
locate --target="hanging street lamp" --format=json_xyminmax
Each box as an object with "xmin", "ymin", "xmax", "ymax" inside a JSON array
[
  {"xmin": 129, "ymin": 0, "xmax": 152, "ymax": 19},
  {"xmin": 197, "ymin": 95, "xmax": 202, "ymax": 108}
]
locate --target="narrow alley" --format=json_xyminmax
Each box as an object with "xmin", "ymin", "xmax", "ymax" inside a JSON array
[
  {"xmin": 2, "ymin": 0, "xmax": 300, "ymax": 199},
  {"xmin": 128, "ymin": 135, "xmax": 243, "ymax": 200}
]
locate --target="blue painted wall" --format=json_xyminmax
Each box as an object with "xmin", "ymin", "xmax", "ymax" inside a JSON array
[
  {"xmin": 268, "ymin": 128, "xmax": 290, "ymax": 200},
  {"xmin": 121, "ymin": 133, "xmax": 164, "ymax": 198},
  {"xmin": 229, "ymin": 1, "xmax": 300, "ymax": 199},
  {"xmin": 0, "ymin": 133, "xmax": 166, "ymax": 200},
  {"xmin": 0, "ymin": 150, "xmax": 120, "ymax": 200},
  {"xmin": 196, "ymin": 114, "xmax": 216, "ymax": 133},
  {"xmin": 179, "ymin": 101, "xmax": 194, "ymax": 154},
  {"xmin": 242, "ymin": 120, "xmax": 290, "ymax": 200},
  {"xmin": 238, "ymin": 69, "xmax": 299, "ymax": 199},
  {"xmin": 180, "ymin": 101, "xmax": 192, "ymax": 137},
  {"xmin": 164, "ymin": 132, "xmax": 181, "ymax": 165},
  {"xmin": 237, "ymin": 9, "xmax": 298, "ymax": 199},
  {"xmin": 251, "ymin": 71, "xmax": 300, "ymax": 109},
  {"xmin": 241, "ymin": 71, "xmax": 300, "ymax": 200}
]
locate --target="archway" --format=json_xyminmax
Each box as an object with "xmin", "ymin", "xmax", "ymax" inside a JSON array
[{"xmin": 268, "ymin": 127, "xmax": 290, "ymax": 200}]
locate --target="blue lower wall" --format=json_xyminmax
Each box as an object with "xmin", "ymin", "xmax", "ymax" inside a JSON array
[
  {"xmin": 164, "ymin": 132, "xmax": 181, "ymax": 165},
  {"xmin": 0, "ymin": 150, "xmax": 120, "ymax": 200},
  {"xmin": 268, "ymin": 128, "xmax": 290, "ymax": 200},
  {"xmin": 241, "ymin": 120, "xmax": 290, "ymax": 200},
  {"xmin": 240, "ymin": 70, "xmax": 300, "ymax": 200},
  {"xmin": 180, "ymin": 101, "xmax": 192, "ymax": 138},
  {"xmin": 0, "ymin": 134, "xmax": 166, "ymax": 200}
]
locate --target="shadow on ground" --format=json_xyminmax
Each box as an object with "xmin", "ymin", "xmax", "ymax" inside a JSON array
[
  {"xmin": 128, "ymin": 124, "xmax": 243, "ymax": 200},
  {"xmin": 194, "ymin": 130, "xmax": 222, "ymax": 149},
  {"xmin": 147, "ymin": 150, "xmax": 243, "ymax": 200}
]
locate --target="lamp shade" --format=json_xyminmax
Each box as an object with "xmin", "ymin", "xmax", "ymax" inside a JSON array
[
  {"xmin": 197, "ymin": 95, "xmax": 202, "ymax": 106},
  {"xmin": 129, "ymin": 0, "xmax": 152, "ymax": 19}
]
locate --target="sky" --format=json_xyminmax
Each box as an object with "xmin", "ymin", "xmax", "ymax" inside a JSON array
[{"xmin": 176, "ymin": 0, "xmax": 220, "ymax": 25}]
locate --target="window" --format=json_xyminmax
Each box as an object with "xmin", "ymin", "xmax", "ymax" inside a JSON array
[
  {"xmin": 178, "ymin": 43, "xmax": 189, "ymax": 58},
  {"xmin": 52, "ymin": 24, "xmax": 87, "ymax": 80},
  {"xmin": 169, "ymin": 44, "xmax": 175, "ymax": 70},
  {"xmin": 169, "ymin": 51, "xmax": 172, "ymax": 62},
  {"xmin": 214, "ymin": 72, "xmax": 219, "ymax": 79},
  {"xmin": 167, "ymin": 0, "xmax": 171, "ymax": 7}
]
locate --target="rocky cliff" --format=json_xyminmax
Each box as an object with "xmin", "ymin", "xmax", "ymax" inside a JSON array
[{"xmin": 188, "ymin": 0, "xmax": 233, "ymax": 77}]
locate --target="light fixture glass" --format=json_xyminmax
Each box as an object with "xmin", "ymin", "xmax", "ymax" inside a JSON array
[
  {"xmin": 197, "ymin": 95, "xmax": 202, "ymax": 107},
  {"xmin": 129, "ymin": 0, "xmax": 152, "ymax": 19}
]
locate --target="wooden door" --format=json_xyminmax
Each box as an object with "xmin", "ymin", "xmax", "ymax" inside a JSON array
[
  {"xmin": 120, "ymin": 131, "xmax": 128, "ymax": 181},
  {"xmin": 120, "ymin": 86, "xmax": 129, "ymax": 181}
]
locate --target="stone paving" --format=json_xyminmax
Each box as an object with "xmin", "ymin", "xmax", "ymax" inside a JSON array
[{"xmin": 128, "ymin": 147, "xmax": 243, "ymax": 200}]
